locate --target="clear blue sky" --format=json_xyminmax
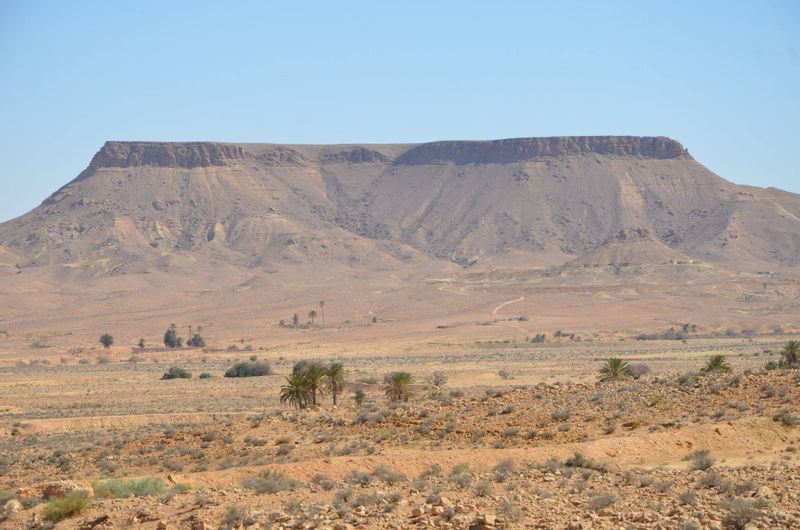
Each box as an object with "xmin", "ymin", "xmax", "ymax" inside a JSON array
[{"xmin": 1, "ymin": 1, "xmax": 798, "ymax": 222}]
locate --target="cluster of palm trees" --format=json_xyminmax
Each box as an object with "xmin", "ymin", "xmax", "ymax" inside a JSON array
[
  {"xmin": 279, "ymin": 361, "xmax": 345, "ymax": 409},
  {"xmin": 599, "ymin": 340, "xmax": 799, "ymax": 382},
  {"xmin": 279, "ymin": 363, "xmax": 416, "ymax": 409}
]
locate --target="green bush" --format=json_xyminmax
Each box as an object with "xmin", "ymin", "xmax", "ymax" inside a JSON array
[
  {"xmin": 199, "ymin": 372, "xmax": 213, "ymax": 379},
  {"xmin": 224, "ymin": 361, "xmax": 272, "ymax": 378},
  {"xmin": 93, "ymin": 477, "xmax": 166, "ymax": 498},
  {"xmin": 161, "ymin": 367, "xmax": 192, "ymax": 380},
  {"xmin": 242, "ymin": 469, "xmax": 302, "ymax": 493},
  {"xmin": 42, "ymin": 493, "xmax": 90, "ymax": 523}
]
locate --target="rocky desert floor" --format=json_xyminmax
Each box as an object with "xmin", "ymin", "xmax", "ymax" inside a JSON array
[{"xmin": 1, "ymin": 336, "xmax": 799, "ymax": 529}]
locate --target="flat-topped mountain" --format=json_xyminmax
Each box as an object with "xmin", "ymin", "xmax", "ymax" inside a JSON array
[
  {"xmin": 1, "ymin": 136, "xmax": 799, "ymax": 348},
  {"xmin": 2, "ymin": 136, "xmax": 798, "ymax": 276}
]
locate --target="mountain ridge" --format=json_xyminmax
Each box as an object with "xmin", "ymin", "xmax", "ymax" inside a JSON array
[{"xmin": 1, "ymin": 136, "xmax": 799, "ymax": 278}]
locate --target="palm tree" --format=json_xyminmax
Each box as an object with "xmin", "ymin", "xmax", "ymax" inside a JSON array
[
  {"xmin": 325, "ymin": 362, "xmax": 346, "ymax": 406},
  {"xmin": 280, "ymin": 373, "xmax": 310, "ymax": 409},
  {"xmin": 702, "ymin": 355, "xmax": 732, "ymax": 374},
  {"xmin": 782, "ymin": 340, "xmax": 800, "ymax": 367},
  {"xmin": 385, "ymin": 372, "xmax": 413, "ymax": 402},
  {"xmin": 308, "ymin": 310, "xmax": 317, "ymax": 325},
  {"xmin": 301, "ymin": 362, "xmax": 326, "ymax": 407},
  {"xmin": 599, "ymin": 358, "xmax": 632, "ymax": 382},
  {"xmin": 319, "ymin": 301, "xmax": 326, "ymax": 328}
]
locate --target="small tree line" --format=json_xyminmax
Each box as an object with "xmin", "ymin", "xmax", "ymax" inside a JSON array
[{"xmin": 597, "ymin": 340, "xmax": 800, "ymax": 382}]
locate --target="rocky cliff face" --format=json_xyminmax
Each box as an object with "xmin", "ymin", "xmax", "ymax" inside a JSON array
[
  {"xmin": 89, "ymin": 141, "xmax": 250, "ymax": 169},
  {"xmin": 394, "ymin": 136, "xmax": 689, "ymax": 165},
  {"xmin": 1, "ymin": 136, "xmax": 798, "ymax": 277}
]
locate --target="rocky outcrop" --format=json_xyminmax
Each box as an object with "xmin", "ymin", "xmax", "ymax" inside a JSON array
[
  {"xmin": 321, "ymin": 147, "xmax": 390, "ymax": 164},
  {"xmin": 394, "ymin": 136, "xmax": 689, "ymax": 165},
  {"xmin": 90, "ymin": 141, "xmax": 249, "ymax": 169}
]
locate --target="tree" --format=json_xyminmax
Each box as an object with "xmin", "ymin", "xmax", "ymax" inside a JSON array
[
  {"xmin": 385, "ymin": 371, "xmax": 413, "ymax": 402},
  {"xmin": 301, "ymin": 362, "xmax": 326, "ymax": 407},
  {"xmin": 325, "ymin": 362, "xmax": 346, "ymax": 406},
  {"xmin": 137, "ymin": 338, "xmax": 145, "ymax": 349},
  {"xmin": 319, "ymin": 300, "xmax": 325, "ymax": 327},
  {"xmin": 599, "ymin": 358, "xmax": 632, "ymax": 382},
  {"xmin": 308, "ymin": 310, "xmax": 317, "ymax": 325},
  {"xmin": 702, "ymin": 355, "xmax": 732, "ymax": 374},
  {"xmin": 280, "ymin": 372, "xmax": 310, "ymax": 409},
  {"xmin": 353, "ymin": 388, "xmax": 366, "ymax": 406},
  {"xmin": 99, "ymin": 334, "xmax": 113, "ymax": 349},
  {"xmin": 292, "ymin": 313, "xmax": 299, "ymax": 328},
  {"xmin": 163, "ymin": 324, "xmax": 182, "ymax": 348},
  {"xmin": 782, "ymin": 340, "xmax": 800, "ymax": 367},
  {"xmin": 187, "ymin": 333, "xmax": 205, "ymax": 348}
]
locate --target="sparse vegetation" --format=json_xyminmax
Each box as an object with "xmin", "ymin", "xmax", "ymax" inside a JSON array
[
  {"xmin": 703, "ymin": 355, "xmax": 732, "ymax": 374},
  {"xmin": 163, "ymin": 324, "xmax": 183, "ymax": 348},
  {"xmin": 42, "ymin": 493, "xmax": 90, "ymax": 523},
  {"xmin": 385, "ymin": 371, "xmax": 413, "ymax": 402},
  {"xmin": 242, "ymin": 469, "xmax": 302, "ymax": 493},
  {"xmin": 94, "ymin": 477, "xmax": 168, "ymax": 498},
  {"xmin": 687, "ymin": 449, "xmax": 715, "ymax": 471},
  {"xmin": 99, "ymin": 333, "xmax": 113, "ymax": 348},
  {"xmin": 224, "ymin": 361, "xmax": 272, "ymax": 378},
  {"xmin": 161, "ymin": 366, "xmax": 192, "ymax": 379},
  {"xmin": 599, "ymin": 358, "xmax": 632, "ymax": 382}
]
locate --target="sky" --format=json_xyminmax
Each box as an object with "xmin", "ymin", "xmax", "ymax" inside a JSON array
[{"xmin": 0, "ymin": 0, "xmax": 798, "ymax": 222}]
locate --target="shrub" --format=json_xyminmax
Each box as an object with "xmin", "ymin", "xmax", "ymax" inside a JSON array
[
  {"xmin": 702, "ymin": 355, "xmax": 731, "ymax": 374},
  {"xmin": 687, "ymin": 449, "xmax": 715, "ymax": 471},
  {"xmin": 599, "ymin": 358, "xmax": 632, "ymax": 382},
  {"xmin": 93, "ymin": 477, "xmax": 166, "ymax": 498},
  {"xmin": 224, "ymin": 361, "xmax": 272, "ymax": 378},
  {"xmin": 161, "ymin": 366, "xmax": 192, "ymax": 380},
  {"xmin": 498, "ymin": 499, "xmax": 523, "ymax": 522},
  {"xmin": 384, "ymin": 372, "xmax": 413, "ymax": 402},
  {"xmin": 587, "ymin": 493, "xmax": 615, "ymax": 511},
  {"xmin": 242, "ymin": 469, "xmax": 302, "ymax": 493},
  {"xmin": 474, "ymin": 480, "xmax": 493, "ymax": 497},
  {"xmin": 429, "ymin": 371, "xmax": 448, "ymax": 387},
  {"xmin": 199, "ymin": 372, "xmax": 212, "ymax": 379},
  {"xmin": 187, "ymin": 333, "xmax": 206, "ymax": 348},
  {"xmin": 493, "ymin": 458, "xmax": 516, "ymax": 481},
  {"xmin": 42, "ymin": 493, "xmax": 90, "ymax": 523},
  {"xmin": 764, "ymin": 360, "xmax": 780, "ymax": 371},
  {"xmin": 223, "ymin": 505, "xmax": 255, "ymax": 528},
  {"xmin": 99, "ymin": 333, "xmax": 113, "ymax": 348},
  {"xmin": 373, "ymin": 466, "xmax": 406, "ymax": 484},
  {"xmin": 629, "ymin": 363, "xmax": 651, "ymax": 379},
  {"xmin": 722, "ymin": 497, "xmax": 762, "ymax": 530},
  {"xmin": 498, "ymin": 369, "xmax": 514, "ymax": 380},
  {"xmin": 774, "ymin": 408, "xmax": 798, "ymax": 427},
  {"xmin": 353, "ymin": 388, "xmax": 366, "ymax": 405}
]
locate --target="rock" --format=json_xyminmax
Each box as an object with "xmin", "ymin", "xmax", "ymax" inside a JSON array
[
  {"xmin": 78, "ymin": 515, "xmax": 110, "ymax": 530},
  {"xmin": 41, "ymin": 481, "xmax": 94, "ymax": 499},
  {"xmin": 432, "ymin": 506, "xmax": 445, "ymax": 515},
  {"xmin": 756, "ymin": 486, "xmax": 774, "ymax": 498},
  {"xmin": 412, "ymin": 506, "xmax": 426, "ymax": 517},
  {"xmin": 355, "ymin": 505, "xmax": 367, "ymax": 516},
  {"xmin": 156, "ymin": 521, "xmax": 168, "ymax": 530},
  {"xmin": 333, "ymin": 525, "xmax": 352, "ymax": 530},
  {"xmin": 2, "ymin": 499, "xmax": 22, "ymax": 519}
]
